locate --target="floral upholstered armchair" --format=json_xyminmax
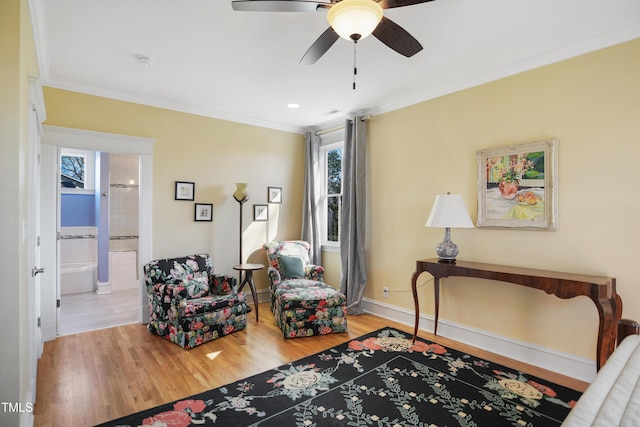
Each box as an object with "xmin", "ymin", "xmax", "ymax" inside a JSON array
[
  {"xmin": 263, "ymin": 241, "xmax": 347, "ymax": 338},
  {"xmin": 263, "ymin": 240, "xmax": 324, "ymax": 289},
  {"xmin": 144, "ymin": 254, "xmax": 250, "ymax": 349}
]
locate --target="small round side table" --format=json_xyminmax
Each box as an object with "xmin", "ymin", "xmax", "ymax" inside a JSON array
[{"xmin": 233, "ymin": 263, "xmax": 264, "ymax": 322}]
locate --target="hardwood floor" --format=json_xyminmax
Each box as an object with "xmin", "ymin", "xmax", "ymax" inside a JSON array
[{"xmin": 34, "ymin": 302, "xmax": 588, "ymax": 426}]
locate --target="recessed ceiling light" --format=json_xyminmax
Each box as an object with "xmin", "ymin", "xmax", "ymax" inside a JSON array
[{"xmin": 287, "ymin": 103, "xmax": 300, "ymax": 109}]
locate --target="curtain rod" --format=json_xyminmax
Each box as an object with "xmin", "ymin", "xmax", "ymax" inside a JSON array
[
  {"xmin": 315, "ymin": 124, "xmax": 344, "ymax": 136},
  {"xmin": 314, "ymin": 115, "xmax": 371, "ymax": 136}
]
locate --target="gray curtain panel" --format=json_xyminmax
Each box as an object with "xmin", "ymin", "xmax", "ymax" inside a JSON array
[
  {"xmin": 301, "ymin": 131, "xmax": 322, "ymax": 265},
  {"xmin": 340, "ymin": 116, "xmax": 367, "ymax": 315}
]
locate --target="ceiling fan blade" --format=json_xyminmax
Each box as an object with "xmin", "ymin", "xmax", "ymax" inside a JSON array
[
  {"xmin": 372, "ymin": 16, "xmax": 423, "ymax": 57},
  {"xmin": 231, "ymin": 0, "xmax": 331, "ymax": 12},
  {"xmin": 300, "ymin": 27, "xmax": 340, "ymax": 65},
  {"xmin": 378, "ymin": 0, "xmax": 437, "ymax": 9}
]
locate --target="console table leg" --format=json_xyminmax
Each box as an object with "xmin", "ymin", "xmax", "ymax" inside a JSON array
[
  {"xmin": 595, "ymin": 296, "xmax": 621, "ymax": 370},
  {"xmin": 411, "ymin": 272, "xmax": 420, "ymax": 343},
  {"xmin": 434, "ymin": 278, "xmax": 440, "ymax": 336}
]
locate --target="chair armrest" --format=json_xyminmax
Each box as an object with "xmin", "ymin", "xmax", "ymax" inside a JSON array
[
  {"xmin": 209, "ymin": 274, "xmax": 238, "ymax": 295},
  {"xmin": 305, "ymin": 264, "xmax": 325, "ymax": 282},
  {"xmin": 267, "ymin": 266, "xmax": 282, "ymax": 287}
]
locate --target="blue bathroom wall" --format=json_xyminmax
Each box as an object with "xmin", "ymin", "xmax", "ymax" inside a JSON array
[{"xmin": 60, "ymin": 193, "xmax": 97, "ymax": 226}]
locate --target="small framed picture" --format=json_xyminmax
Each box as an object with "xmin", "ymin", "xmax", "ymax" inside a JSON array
[
  {"xmin": 268, "ymin": 186, "xmax": 282, "ymax": 204},
  {"xmin": 175, "ymin": 181, "xmax": 195, "ymax": 201},
  {"xmin": 253, "ymin": 204, "xmax": 268, "ymax": 221},
  {"xmin": 194, "ymin": 203, "xmax": 213, "ymax": 222}
]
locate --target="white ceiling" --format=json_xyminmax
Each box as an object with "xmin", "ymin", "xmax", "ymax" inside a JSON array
[{"xmin": 31, "ymin": 0, "xmax": 640, "ymax": 134}]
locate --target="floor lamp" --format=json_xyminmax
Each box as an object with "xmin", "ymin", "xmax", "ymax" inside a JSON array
[{"xmin": 233, "ymin": 183, "xmax": 249, "ymax": 267}]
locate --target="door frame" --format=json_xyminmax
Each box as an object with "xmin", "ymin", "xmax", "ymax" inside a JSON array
[{"xmin": 40, "ymin": 126, "xmax": 155, "ymax": 340}]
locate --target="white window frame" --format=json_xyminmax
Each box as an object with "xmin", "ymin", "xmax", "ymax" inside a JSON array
[{"xmin": 320, "ymin": 141, "xmax": 343, "ymax": 251}]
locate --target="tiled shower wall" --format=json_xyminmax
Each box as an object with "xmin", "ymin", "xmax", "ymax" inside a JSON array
[
  {"xmin": 109, "ymin": 153, "xmax": 139, "ymax": 287},
  {"xmin": 109, "ymin": 153, "xmax": 139, "ymax": 253}
]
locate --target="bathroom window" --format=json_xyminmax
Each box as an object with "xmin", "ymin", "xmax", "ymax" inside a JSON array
[
  {"xmin": 61, "ymin": 154, "xmax": 86, "ymax": 188},
  {"xmin": 60, "ymin": 148, "xmax": 95, "ymax": 192}
]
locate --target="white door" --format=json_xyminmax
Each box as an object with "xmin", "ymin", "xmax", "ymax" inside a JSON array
[{"xmin": 27, "ymin": 106, "xmax": 44, "ymax": 406}]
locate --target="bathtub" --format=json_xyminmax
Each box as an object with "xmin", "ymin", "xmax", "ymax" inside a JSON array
[{"xmin": 60, "ymin": 262, "xmax": 97, "ymax": 295}]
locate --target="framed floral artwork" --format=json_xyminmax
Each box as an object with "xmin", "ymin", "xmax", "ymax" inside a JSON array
[{"xmin": 476, "ymin": 139, "xmax": 558, "ymax": 230}]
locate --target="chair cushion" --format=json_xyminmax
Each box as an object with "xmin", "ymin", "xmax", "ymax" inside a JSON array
[
  {"xmin": 178, "ymin": 292, "xmax": 246, "ymax": 318},
  {"xmin": 275, "ymin": 284, "xmax": 346, "ymax": 309},
  {"xmin": 278, "ymin": 256, "xmax": 305, "ymax": 279},
  {"xmin": 183, "ymin": 277, "xmax": 210, "ymax": 299}
]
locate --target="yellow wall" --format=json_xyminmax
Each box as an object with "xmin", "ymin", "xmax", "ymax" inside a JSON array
[
  {"xmin": 42, "ymin": 88, "xmax": 305, "ymax": 292},
  {"xmin": 42, "ymin": 38, "xmax": 640, "ymax": 364},
  {"xmin": 366, "ymin": 38, "xmax": 640, "ymax": 361}
]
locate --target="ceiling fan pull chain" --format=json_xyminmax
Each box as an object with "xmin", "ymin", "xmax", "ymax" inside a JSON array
[{"xmin": 353, "ymin": 39, "xmax": 358, "ymax": 90}]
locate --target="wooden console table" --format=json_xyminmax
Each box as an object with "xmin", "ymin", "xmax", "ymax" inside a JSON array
[{"xmin": 410, "ymin": 259, "xmax": 621, "ymax": 370}]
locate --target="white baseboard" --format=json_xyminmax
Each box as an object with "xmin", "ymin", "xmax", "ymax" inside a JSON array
[
  {"xmin": 96, "ymin": 281, "xmax": 111, "ymax": 295},
  {"xmin": 245, "ymin": 289, "xmax": 270, "ymax": 304},
  {"xmin": 362, "ymin": 297, "xmax": 597, "ymax": 383}
]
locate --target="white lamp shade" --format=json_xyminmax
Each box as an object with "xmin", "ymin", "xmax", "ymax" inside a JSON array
[
  {"xmin": 327, "ymin": 0, "xmax": 383, "ymax": 41},
  {"xmin": 425, "ymin": 194, "xmax": 474, "ymax": 228}
]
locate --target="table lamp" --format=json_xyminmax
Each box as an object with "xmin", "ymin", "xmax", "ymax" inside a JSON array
[{"xmin": 425, "ymin": 193, "xmax": 474, "ymax": 263}]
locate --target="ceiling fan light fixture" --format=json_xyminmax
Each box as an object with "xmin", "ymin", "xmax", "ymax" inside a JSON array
[{"xmin": 327, "ymin": 0, "xmax": 383, "ymax": 41}]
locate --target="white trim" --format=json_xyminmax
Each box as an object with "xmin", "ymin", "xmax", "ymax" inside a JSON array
[
  {"xmin": 43, "ymin": 125, "xmax": 154, "ymax": 154},
  {"xmin": 96, "ymin": 281, "xmax": 111, "ymax": 295},
  {"xmin": 321, "ymin": 244, "xmax": 340, "ymax": 253},
  {"xmin": 139, "ymin": 153, "xmax": 153, "ymax": 323},
  {"xmin": 28, "ymin": 0, "xmax": 49, "ymax": 82},
  {"xmin": 28, "ymin": 76, "xmax": 46, "ymax": 125},
  {"xmin": 361, "ymin": 297, "xmax": 597, "ymax": 383}
]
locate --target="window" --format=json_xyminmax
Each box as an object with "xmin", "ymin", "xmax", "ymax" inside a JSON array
[
  {"xmin": 321, "ymin": 142, "xmax": 343, "ymax": 246},
  {"xmin": 60, "ymin": 148, "xmax": 95, "ymax": 192},
  {"xmin": 60, "ymin": 154, "xmax": 86, "ymax": 188}
]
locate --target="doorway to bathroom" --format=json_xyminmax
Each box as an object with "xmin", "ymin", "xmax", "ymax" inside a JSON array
[
  {"xmin": 58, "ymin": 150, "xmax": 140, "ymax": 335},
  {"xmin": 40, "ymin": 125, "xmax": 154, "ymax": 342}
]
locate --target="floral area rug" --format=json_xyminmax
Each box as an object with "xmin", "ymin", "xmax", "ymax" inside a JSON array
[{"xmin": 96, "ymin": 327, "xmax": 581, "ymax": 426}]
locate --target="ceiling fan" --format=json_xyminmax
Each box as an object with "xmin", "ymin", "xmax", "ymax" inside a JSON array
[{"xmin": 231, "ymin": 0, "xmax": 436, "ymax": 65}]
